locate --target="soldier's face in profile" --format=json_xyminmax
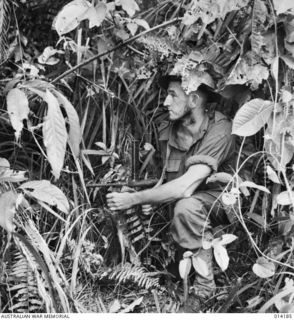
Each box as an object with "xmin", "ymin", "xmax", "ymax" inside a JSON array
[{"xmin": 163, "ymin": 81, "xmax": 191, "ymax": 121}]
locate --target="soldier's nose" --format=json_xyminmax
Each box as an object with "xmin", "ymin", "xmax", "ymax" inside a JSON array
[{"xmin": 164, "ymin": 95, "xmax": 172, "ymax": 106}]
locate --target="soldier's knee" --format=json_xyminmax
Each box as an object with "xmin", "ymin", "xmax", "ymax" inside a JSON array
[{"xmin": 174, "ymin": 197, "xmax": 204, "ymax": 221}]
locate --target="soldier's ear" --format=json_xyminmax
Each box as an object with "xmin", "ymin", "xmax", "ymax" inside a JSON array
[{"xmin": 190, "ymin": 92, "xmax": 200, "ymax": 105}]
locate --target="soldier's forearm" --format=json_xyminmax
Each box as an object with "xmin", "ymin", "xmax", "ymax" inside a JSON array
[{"xmin": 131, "ymin": 163, "xmax": 211, "ymax": 206}]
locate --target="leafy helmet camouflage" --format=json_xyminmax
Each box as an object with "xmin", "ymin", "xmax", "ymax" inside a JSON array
[{"xmin": 158, "ymin": 70, "xmax": 221, "ymax": 102}]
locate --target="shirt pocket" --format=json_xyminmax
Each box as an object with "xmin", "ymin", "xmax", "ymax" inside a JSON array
[{"xmin": 166, "ymin": 159, "xmax": 181, "ymax": 173}]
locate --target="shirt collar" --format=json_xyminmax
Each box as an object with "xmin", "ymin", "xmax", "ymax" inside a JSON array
[{"xmin": 168, "ymin": 114, "xmax": 210, "ymax": 151}]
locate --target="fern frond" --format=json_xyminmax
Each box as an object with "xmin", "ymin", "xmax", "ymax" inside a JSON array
[
  {"xmin": 8, "ymin": 251, "xmax": 45, "ymax": 313},
  {"xmin": 0, "ymin": 0, "xmax": 11, "ymax": 65},
  {"xmin": 100, "ymin": 263, "xmax": 162, "ymax": 290}
]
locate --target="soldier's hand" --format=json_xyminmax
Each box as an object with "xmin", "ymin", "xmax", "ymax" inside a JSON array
[{"xmin": 106, "ymin": 192, "xmax": 135, "ymax": 211}]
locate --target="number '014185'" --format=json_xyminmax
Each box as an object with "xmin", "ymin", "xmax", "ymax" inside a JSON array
[{"xmin": 274, "ymin": 315, "xmax": 292, "ymax": 319}]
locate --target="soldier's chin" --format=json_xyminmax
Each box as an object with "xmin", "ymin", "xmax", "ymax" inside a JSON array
[{"xmin": 168, "ymin": 113, "xmax": 176, "ymax": 121}]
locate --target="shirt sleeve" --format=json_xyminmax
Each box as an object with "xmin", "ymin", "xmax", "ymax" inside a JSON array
[{"xmin": 185, "ymin": 119, "xmax": 235, "ymax": 173}]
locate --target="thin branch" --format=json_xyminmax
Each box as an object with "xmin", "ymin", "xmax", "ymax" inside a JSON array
[{"xmin": 51, "ymin": 18, "xmax": 181, "ymax": 85}]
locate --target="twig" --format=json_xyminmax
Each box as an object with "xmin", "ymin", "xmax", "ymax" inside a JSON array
[{"xmin": 51, "ymin": 18, "xmax": 181, "ymax": 85}]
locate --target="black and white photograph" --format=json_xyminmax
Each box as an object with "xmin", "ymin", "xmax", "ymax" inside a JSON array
[{"xmin": 0, "ymin": 0, "xmax": 294, "ymax": 315}]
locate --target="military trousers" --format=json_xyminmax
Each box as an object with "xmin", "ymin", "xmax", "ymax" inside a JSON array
[
  {"xmin": 170, "ymin": 190, "xmax": 231, "ymax": 298},
  {"xmin": 170, "ymin": 190, "xmax": 230, "ymax": 250}
]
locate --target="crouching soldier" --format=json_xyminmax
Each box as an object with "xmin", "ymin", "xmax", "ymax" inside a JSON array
[{"xmin": 107, "ymin": 71, "xmax": 236, "ymax": 312}]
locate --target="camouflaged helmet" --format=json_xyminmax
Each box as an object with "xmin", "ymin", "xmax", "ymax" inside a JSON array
[{"xmin": 158, "ymin": 70, "xmax": 221, "ymax": 102}]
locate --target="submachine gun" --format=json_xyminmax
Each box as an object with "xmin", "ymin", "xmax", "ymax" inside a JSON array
[{"xmin": 87, "ymin": 139, "xmax": 160, "ymax": 264}]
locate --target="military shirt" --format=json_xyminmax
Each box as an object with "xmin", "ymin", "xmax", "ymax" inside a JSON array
[{"xmin": 158, "ymin": 111, "xmax": 236, "ymax": 189}]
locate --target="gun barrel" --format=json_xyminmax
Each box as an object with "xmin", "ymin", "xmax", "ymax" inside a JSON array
[{"xmin": 87, "ymin": 178, "xmax": 159, "ymax": 188}]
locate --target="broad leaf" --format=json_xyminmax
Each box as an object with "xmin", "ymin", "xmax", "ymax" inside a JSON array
[
  {"xmin": 232, "ymin": 99, "xmax": 273, "ymax": 136},
  {"xmin": 6, "ymin": 88, "xmax": 30, "ymax": 140},
  {"xmin": 277, "ymin": 191, "xmax": 294, "ymax": 206},
  {"xmin": 114, "ymin": 28, "xmax": 129, "ymax": 41},
  {"xmin": 252, "ymin": 257, "xmax": 275, "ymax": 278},
  {"xmin": 53, "ymin": 0, "xmax": 106, "ymax": 36},
  {"xmin": 192, "ymin": 255, "xmax": 209, "ymax": 277},
  {"xmin": 0, "ymin": 158, "xmax": 10, "ymax": 170},
  {"xmin": 127, "ymin": 23, "xmax": 138, "ymax": 36},
  {"xmin": 102, "ymin": 156, "xmax": 110, "ymax": 164},
  {"xmin": 20, "ymin": 79, "xmax": 55, "ymax": 92},
  {"xmin": 120, "ymin": 0, "xmax": 140, "ymax": 17},
  {"xmin": 134, "ymin": 19, "xmax": 149, "ymax": 30},
  {"xmin": 281, "ymin": 55, "xmax": 294, "ymax": 69},
  {"xmin": 179, "ymin": 257, "xmax": 192, "ymax": 279},
  {"xmin": 213, "ymin": 243, "xmax": 229, "ymax": 271},
  {"xmin": 0, "ymin": 191, "xmax": 18, "ymax": 233},
  {"xmin": 87, "ymin": 2, "xmax": 107, "ymax": 28},
  {"xmin": 43, "ymin": 90, "xmax": 67, "ymax": 180},
  {"xmin": 226, "ymin": 56, "xmax": 269, "ymax": 89},
  {"xmin": 20, "ymin": 180, "xmax": 69, "ymax": 213},
  {"xmin": 53, "ymin": 90, "xmax": 81, "ymax": 157},
  {"xmin": 53, "ymin": 0, "xmax": 90, "ymax": 35},
  {"xmin": 239, "ymin": 181, "xmax": 270, "ymax": 193},
  {"xmin": 0, "ymin": 169, "xmax": 27, "ymax": 183},
  {"xmin": 206, "ymin": 172, "xmax": 234, "ymax": 184},
  {"xmin": 273, "ymin": 0, "xmax": 294, "ymax": 15},
  {"xmin": 266, "ymin": 166, "xmax": 281, "ymax": 184},
  {"xmin": 218, "ymin": 234, "xmax": 238, "ymax": 246},
  {"xmin": 38, "ymin": 46, "xmax": 64, "ymax": 65}
]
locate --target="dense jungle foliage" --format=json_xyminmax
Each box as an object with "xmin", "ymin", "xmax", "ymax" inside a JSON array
[{"xmin": 1, "ymin": 0, "xmax": 294, "ymax": 313}]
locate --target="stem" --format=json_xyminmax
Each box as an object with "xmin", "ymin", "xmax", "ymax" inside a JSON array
[
  {"xmin": 51, "ymin": 18, "xmax": 181, "ymax": 85},
  {"xmin": 267, "ymin": 0, "xmax": 279, "ymax": 135}
]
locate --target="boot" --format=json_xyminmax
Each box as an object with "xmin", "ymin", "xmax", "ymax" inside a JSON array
[
  {"xmin": 191, "ymin": 248, "xmax": 216, "ymax": 299},
  {"xmin": 179, "ymin": 248, "xmax": 215, "ymax": 313}
]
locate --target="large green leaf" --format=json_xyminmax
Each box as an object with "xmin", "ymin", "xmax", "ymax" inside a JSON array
[
  {"xmin": 232, "ymin": 99, "xmax": 273, "ymax": 136},
  {"xmin": 53, "ymin": 90, "xmax": 81, "ymax": 157},
  {"xmin": 20, "ymin": 180, "xmax": 69, "ymax": 214},
  {"xmin": 6, "ymin": 88, "xmax": 30, "ymax": 140},
  {"xmin": 43, "ymin": 90, "xmax": 67, "ymax": 180}
]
